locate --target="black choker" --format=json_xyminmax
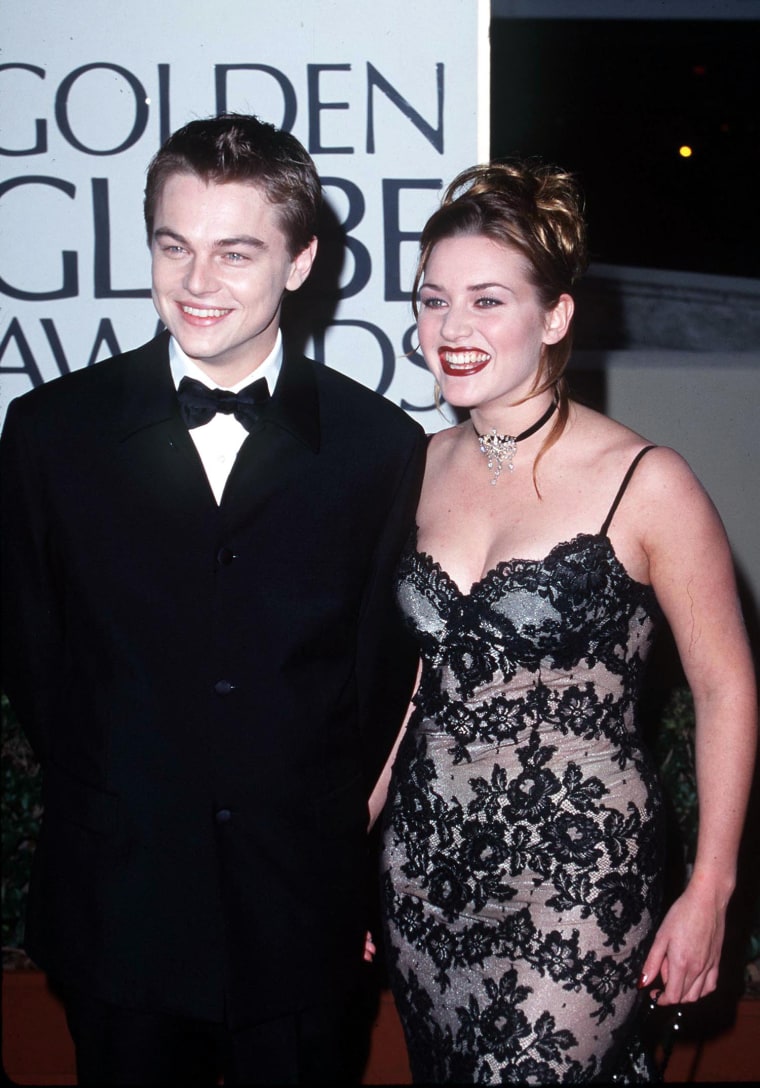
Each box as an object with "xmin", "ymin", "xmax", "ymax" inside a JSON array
[{"xmin": 474, "ymin": 399, "xmax": 558, "ymax": 485}]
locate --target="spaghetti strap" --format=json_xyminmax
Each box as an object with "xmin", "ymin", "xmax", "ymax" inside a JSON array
[{"xmin": 600, "ymin": 445, "xmax": 658, "ymax": 536}]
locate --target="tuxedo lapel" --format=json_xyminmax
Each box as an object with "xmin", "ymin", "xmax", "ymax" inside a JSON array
[
  {"xmin": 220, "ymin": 351, "xmax": 321, "ymax": 516},
  {"xmin": 114, "ymin": 334, "xmax": 218, "ymax": 515},
  {"xmin": 110, "ymin": 340, "xmax": 322, "ymax": 519}
]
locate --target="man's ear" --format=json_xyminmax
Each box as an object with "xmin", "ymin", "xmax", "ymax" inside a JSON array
[
  {"xmin": 543, "ymin": 293, "xmax": 574, "ymax": 344},
  {"xmin": 286, "ymin": 237, "xmax": 318, "ymax": 291}
]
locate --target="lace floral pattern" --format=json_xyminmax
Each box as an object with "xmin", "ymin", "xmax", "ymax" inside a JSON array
[{"xmin": 381, "ymin": 534, "xmax": 665, "ymax": 1083}]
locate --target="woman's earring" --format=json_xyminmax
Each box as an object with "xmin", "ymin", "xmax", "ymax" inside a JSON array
[{"xmin": 434, "ymin": 381, "xmax": 443, "ymax": 411}]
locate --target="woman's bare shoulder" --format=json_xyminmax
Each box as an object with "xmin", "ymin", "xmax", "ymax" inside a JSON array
[
  {"xmin": 566, "ymin": 403, "xmax": 694, "ymax": 475},
  {"xmin": 555, "ymin": 406, "xmax": 712, "ymax": 522},
  {"xmin": 425, "ymin": 421, "xmax": 470, "ymax": 460},
  {"xmin": 567, "ymin": 401, "xmax": 647, "ymax": 448}
]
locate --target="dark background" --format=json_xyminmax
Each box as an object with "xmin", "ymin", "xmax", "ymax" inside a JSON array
[{"xmin": 490, "ymin": 19, "xmax": 759, "ymax": 279}]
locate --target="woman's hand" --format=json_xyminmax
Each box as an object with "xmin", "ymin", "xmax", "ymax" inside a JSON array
[
  {"xmin": 638, "ymin": 873, "xmax": 729, "ymax": 1005},
  {"xmin": 363, "ymin": 930, "xmax": 377, "ymax": 963}
]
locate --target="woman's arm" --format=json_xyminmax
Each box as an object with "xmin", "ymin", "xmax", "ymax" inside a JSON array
[
  {"xmin": 636, "ymin": 448, "xmax": 757, "ymax": 1005},
  {"xmin": 363, "ymin": 663, "xmax": 421, "ymax": 963},
  {"xmin": 368, "ymin": 661, "xmax": 421, "ymax": 831}
]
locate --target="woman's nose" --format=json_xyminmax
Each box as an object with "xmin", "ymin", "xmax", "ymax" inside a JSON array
[{"xmin": 440, "ymin": 302, "xmax": 473, "ymax": 340}]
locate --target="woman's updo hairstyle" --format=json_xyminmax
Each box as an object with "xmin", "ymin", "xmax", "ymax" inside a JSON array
[{"xmin": 413, "ymin": 160, "xmax": 588, "ymax": 461}]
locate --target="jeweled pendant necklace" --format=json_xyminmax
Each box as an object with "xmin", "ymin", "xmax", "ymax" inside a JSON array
[{"xmin": 474, "ymin": 398, "xmax": 558, "ymax": 485}]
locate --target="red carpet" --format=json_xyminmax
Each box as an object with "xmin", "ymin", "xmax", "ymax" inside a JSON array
[{"xmin": 3, "ymin": 971, "xmax": 759, "ymax": 1084}]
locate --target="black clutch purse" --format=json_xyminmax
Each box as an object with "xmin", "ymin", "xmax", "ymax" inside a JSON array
[{"xmin": 607, "ymin": 992, "xmax": 684, "ymax": 1083}]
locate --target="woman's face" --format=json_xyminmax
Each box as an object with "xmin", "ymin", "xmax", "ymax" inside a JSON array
[{"xmin": 417, "ymin": 233, "xmax": 571, "ymax": 413}]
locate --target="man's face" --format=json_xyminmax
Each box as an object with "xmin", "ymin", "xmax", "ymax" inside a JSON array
[{"xmin": 150, "ymin": 173, "xmax": 316, "ymax": 385}]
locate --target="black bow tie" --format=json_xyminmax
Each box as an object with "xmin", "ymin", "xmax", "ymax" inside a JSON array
[{"xmin": 177, "ymin": 376, "xmax": 270, "ymax": 432}]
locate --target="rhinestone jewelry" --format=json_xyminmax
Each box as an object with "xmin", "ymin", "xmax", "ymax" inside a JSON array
[{"xmin": 474, "ymin": 398, "xmax": 558, "ymax": 485}]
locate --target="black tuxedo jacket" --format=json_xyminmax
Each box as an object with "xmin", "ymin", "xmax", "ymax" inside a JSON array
[{"xmin": 1, "ymin": 332, "xmax": 425, "ymax": 1027}]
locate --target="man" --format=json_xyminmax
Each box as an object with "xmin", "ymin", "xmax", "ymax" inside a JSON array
[{"xmin": 1, "ymin": 114, "xmax": 425, "ymax": 1084}]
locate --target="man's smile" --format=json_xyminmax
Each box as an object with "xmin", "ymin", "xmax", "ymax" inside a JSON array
[{"xmin": 180, "ymin": 304, "xmax": 232, "ymax": 319}]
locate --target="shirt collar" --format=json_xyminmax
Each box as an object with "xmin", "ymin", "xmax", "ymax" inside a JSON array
[{"xmin": 169, "ymin": 331, "xmax": 284, "ymax": 395}]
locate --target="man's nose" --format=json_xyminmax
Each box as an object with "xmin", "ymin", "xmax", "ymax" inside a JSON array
[{"xmin": 184, "ymin": 254, "xmax": 220, "ymax": 296}]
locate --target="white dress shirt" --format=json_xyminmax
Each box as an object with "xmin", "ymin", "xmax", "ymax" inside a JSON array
[{"xmin": 170, "ymin": 334, "xmax": 283, "ymax": 504}]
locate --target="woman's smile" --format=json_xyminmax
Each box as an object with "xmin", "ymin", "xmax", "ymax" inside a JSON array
[{"xmin": 438, "ymin": 347, "xmax": 491, "ymax": 376}]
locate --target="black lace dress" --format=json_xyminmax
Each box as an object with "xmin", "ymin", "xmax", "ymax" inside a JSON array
[{"xmin": 381, "ymin": 447, "xmax": 666, "ymax": 1083}]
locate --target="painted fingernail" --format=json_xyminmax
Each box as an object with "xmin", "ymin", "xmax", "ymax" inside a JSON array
[{"xmin": 637, "ymin": 972, "xmax": 648, "ymax": 989}]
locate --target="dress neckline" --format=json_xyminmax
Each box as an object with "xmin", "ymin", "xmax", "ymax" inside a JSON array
[
  {"xmin": 411, "ymin": 444, "xmax": 660, "ymax": 600},
  {"xmin": 410, "ymin": 531, "xmax": 657, "ymax": 600}
]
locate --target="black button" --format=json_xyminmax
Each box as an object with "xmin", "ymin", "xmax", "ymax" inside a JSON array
[
  {"xmin": 217, "ymin": 547, "xmax": 235, "ymax": 566},
  {"xmin": 214, "ymin": 680, "xmax": 235, "ymax": 696},
  {"xmin": 215, "ymin": 808, "xmax": 232, "ymax": 824}
]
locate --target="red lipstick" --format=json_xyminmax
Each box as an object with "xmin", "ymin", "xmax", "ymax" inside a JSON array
[{"xmin": 439, "ymin": 347, "xmax": 491, "ymax": 377}]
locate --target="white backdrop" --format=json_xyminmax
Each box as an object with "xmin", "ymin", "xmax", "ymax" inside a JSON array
[{"xmin": 0, "ymin": 0, "xmax": 489, "ymax": 428}]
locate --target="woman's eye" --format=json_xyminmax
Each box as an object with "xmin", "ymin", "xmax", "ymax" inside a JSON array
[
  {"xmin": 475, "ymin": 296, "xmax": 502, "ymax": 307},
  {"xmin": 420, "ymin": 296, "xmax": 446, "ymax": 309}
]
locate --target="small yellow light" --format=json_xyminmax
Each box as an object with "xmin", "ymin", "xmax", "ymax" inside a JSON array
[{"xmin": 679, "ymin": 145, "xmax": 693, "ymax": 158}]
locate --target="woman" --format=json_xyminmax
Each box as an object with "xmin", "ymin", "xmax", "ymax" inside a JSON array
[{"xmin": 370, "ymin": 161, "xmax": 757, "ymax": 1083}]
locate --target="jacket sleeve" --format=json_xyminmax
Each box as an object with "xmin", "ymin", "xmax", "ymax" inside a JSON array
[
  {"xmin": 354, "ymin": 424, "xmax": 426, "ymax": 793},
  {"xmin": 1, "ymin": 397, "xmax": 63, "ymax": 762}
]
